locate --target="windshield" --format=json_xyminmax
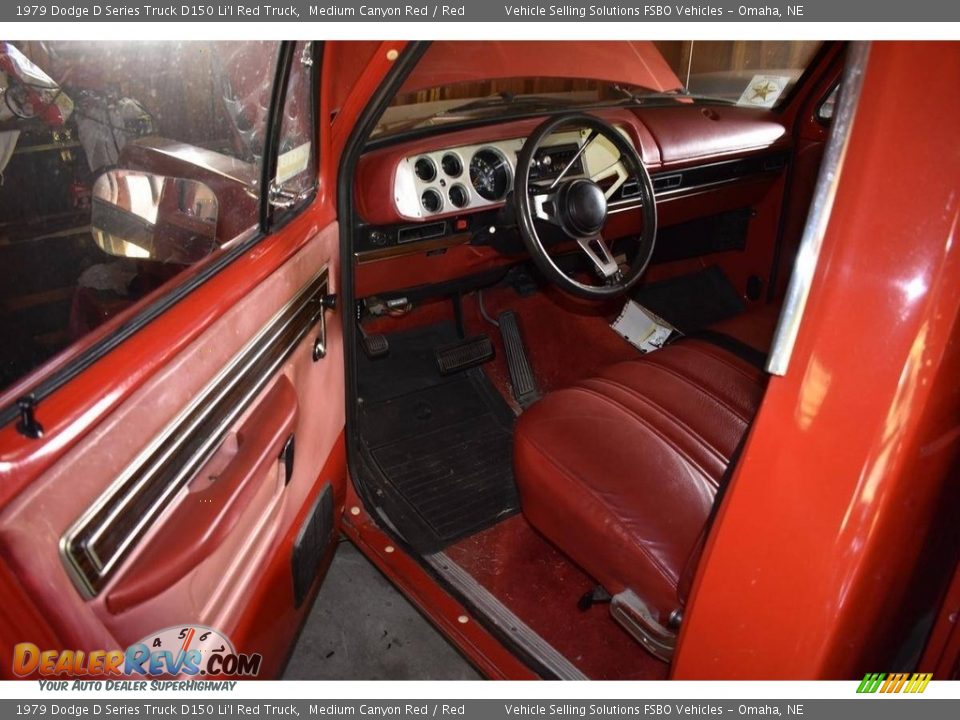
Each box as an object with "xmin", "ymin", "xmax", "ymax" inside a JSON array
[
  {"xmin": 376, "ymin": 78, "xmax": 677, "ymax": 136},
  {"xmin": 374, "ymin": 40, "xmax": 823, "ymax": 138},
  {"xmin": 668, "ymin": 40, "xmax": 823, "ymax": 105}
]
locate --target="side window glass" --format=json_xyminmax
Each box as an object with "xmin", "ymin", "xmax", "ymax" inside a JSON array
[
  {"xmin": 270, "ymin": 41, "xmax": 318, "ymax": 213},
  {"xmin": 0, "ymin": 41, "xmax": 280, "ymax": 393}
]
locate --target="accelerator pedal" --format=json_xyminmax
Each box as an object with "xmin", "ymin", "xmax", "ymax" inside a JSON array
[
  {"xmin": 498, "ymin": 311, "xmax": 540, "ymax": 408},
  {"xmin": 435, "ymin": 335, "xmax": 494, "ymax": 375}
]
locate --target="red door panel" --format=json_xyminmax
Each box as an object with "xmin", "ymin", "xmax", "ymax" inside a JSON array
[
  {"xmin": 105, "ymin": 373, "xmax": 301, "ymax": 615},
  {"xmin": 0, "ymin": 39, "xmax": 405, "ymax": 678},
  {"xmin": 0, "ymin": 223, "xmax": 345, "ymax": 676}
]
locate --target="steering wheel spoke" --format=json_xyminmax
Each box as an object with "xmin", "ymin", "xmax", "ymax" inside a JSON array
[
  {"xmin": 532, "ymin": 189, "xmax": 563, "ymax": 227},
  {"xmin": 577, "ymin": 234, "xmax": 621, "ymax": 280},
  {"xmin": 549, "ymin": 128, "xmax": 599, "ymax": 190},
  {"xmin": 591, "ymin": 158, "xmax": 630, "ymax": 200}
]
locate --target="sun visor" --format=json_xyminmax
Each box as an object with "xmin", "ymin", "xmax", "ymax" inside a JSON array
[{"xmin": 397, "ymin": 41, "xmax": 683, "ymax": 96}]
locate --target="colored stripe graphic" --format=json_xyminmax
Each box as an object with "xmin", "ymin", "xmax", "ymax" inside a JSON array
[
  {"xmin": 857, "ymin": 673, "xmax": 885, "ymax": 693},
  {"xmin": 857, "ymin": 672, "xmax": 932, "ymax": 694}
]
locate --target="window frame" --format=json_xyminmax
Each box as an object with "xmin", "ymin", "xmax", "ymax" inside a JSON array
[
  {"xmin": 266, "ymin": 40, "xmax": 322, "ymax": 232},
  {"xmin": 1, "ymin": 40, "xmax": 322, "ymax": 430}
]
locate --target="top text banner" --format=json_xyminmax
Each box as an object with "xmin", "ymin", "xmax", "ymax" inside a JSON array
[{"xmin": 4, "ymin": 0, "xmax": 960, "ymax": 22}]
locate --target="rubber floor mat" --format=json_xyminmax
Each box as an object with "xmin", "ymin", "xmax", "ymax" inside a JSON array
[
  {"xmin": 633, "ymin": 265, "xmax": 745, "ymax": 333},
  {"xmin": 358, "ymin": 323, "xmax": 519, "ymax": 553}
]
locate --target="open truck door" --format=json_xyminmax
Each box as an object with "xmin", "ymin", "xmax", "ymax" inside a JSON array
[{"xmin": 0, "ymin": 40, "xmax": 401, "ymax": 678}]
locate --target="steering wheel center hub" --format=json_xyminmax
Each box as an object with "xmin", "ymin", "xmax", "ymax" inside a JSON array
[{"xmin": 559, "ymin": 179, "xmax": 608, "ymax": 237}]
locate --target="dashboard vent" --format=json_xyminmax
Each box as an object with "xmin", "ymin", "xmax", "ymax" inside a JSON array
[
  {"xmin": 620, "ymin": 179, "xmax": 640, "ymax": 198},
  {"xmin": 653, "ymin": 174, "xmax": 683, "ymax": 192},
  {"xmin": 398, "ymin": 222, "xmax": 447, "ymax": 245},
  {"xmin": 620, "ymin": 173, "xmax": 683, "ymax": 199}
]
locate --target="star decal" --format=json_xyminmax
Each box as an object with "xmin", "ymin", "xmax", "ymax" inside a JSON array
[{"xmin": 750, "ymin": 80, "xmax": 779, "ymax": 102}]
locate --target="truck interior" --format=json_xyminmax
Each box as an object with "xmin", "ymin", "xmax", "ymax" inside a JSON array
[
  {"xmin": 12, "ymin": 39, "xmax": 938, "ymax": 681},
  {"xmin": 341, "ymin": 40, "xmax": 845, "ymax": 678}
]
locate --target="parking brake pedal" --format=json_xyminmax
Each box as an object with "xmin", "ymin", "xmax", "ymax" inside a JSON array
[
  {"xmin": 498, "ymin": 311, "xmax": 540, "ymax": 408},
  {"xmin": 359, "ymin": 325, "xmax": 389, "ymax": 359},
  {"xmin": 435, "ymin": 335, "xmax": 494, "ymax": 375}
]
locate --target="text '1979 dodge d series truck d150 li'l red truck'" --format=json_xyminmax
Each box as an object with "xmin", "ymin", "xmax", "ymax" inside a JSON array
[{"xmin": 0, "ymin": 39, "xmax": 957, "ymax": 681}]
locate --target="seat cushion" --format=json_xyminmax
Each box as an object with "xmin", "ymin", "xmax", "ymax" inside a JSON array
[{"xmin": 513, "ymin": 338, "xmax": 767, "ymax": 622}]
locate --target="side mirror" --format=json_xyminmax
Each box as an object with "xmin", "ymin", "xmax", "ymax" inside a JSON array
[{"xmin": 90, "ymin": 170, "xmax": 219, "ymax": 264}]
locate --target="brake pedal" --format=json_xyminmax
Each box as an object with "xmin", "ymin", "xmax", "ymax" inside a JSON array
[
  {"xmin": 498, "ymin": 311, "xmax": 540, "ymax": 408},
  {"xmin": 435, "ymin": 335, "xmax": 494, "ymax": 375},
  {"xmin": 359, "ymin": 325, "xmax": 389, "ymax": 359}
]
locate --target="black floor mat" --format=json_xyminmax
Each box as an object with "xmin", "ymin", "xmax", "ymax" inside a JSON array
[
  {"xmin": 357, "ymin": 322, "xmax": 519, "ymax": 553},
  {"xmin": 633, "ymin": 265, "xmax": 745, "ymax": 333}
]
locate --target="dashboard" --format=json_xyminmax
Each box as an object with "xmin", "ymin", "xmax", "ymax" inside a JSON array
[
  {"xmin": 353, "ymin": 106, "xmax": 792, "ymax": 296},
  {"xmin": 392, "ymin": 129, "xmax": 627, "ymax": 220}
]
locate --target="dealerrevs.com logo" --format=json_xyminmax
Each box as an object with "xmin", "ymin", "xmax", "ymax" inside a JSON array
[{"xmin": 12, "ymin": 625, "xmax": 262, "ymax": 679}]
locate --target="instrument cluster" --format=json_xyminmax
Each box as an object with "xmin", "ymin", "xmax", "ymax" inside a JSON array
[{"xmin": 393, "ymin": 130, "xmax": 588, "ymax": 220}]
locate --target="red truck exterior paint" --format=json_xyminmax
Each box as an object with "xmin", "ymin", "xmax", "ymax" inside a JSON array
[{"xmin": 673, "ymin": 40, "xmax": 960, "ymax": 679}]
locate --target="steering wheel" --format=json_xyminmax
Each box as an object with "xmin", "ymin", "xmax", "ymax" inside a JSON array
[{"xmin": 515, "ymin": 113, "xmax": 657, "ymax": 300}]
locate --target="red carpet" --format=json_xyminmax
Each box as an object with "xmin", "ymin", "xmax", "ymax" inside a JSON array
[{"xmin": 445, "ymin": 514, "xmax": 669, "ymax": 680}]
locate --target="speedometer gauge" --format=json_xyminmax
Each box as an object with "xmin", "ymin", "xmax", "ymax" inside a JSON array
[{"xmin": 469, "ymin": 149, "xmax": 511, "ymax": 201}]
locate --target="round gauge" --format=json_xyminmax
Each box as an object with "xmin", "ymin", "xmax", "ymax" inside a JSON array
[
  {"xmin": 137, "ymin": 625, "xmax": 235, "ymax": 676},
  {"xmin": 441, "ymin": 153, "xmax": 463, "ymax": 178},
  {"xmin": 448, "ymin": 184, "xmax": 469, "ymax": 209},
  {"xmin": 421, "ymin": 188, "xmax": 443, "ymax": 214},
  {"xmin": 414, "ymin": 156, "xmax": 437, "ymax": 182},
  {"xmin": 469, "ymin": 149, "xmax": 511, "ymax": 202}
]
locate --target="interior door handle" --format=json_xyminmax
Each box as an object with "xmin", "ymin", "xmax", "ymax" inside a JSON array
[{"xmin": 105, "ymin": 376, "xmax": 299, "ymax": 614}]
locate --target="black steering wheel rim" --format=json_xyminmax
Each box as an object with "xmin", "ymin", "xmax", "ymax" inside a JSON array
[{"xmin": 514, "ymin": 113, "xmax": 657, "ymax": 300}]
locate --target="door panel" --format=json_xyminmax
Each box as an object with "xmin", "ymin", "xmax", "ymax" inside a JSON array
[
  {"xmin": 0, "ymin": 222, "xmax": 345, "ymax": 675},
  {"xmin": 0, "ymin": 39, "xmax": 405, "ymax": 680},
  {"xmin": 102, "ymin": 373, "xmax": 300, "ymax": 614}
]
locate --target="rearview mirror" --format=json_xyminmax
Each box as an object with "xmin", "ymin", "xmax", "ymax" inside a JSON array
[{"xmin": 90, "ymin": 170, "xmax": 219, "ymax": 264}]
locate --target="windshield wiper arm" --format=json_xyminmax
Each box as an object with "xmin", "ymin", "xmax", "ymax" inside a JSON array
[
  {"xmin": 375, "ymin": 94, "xmax": 580, "ymax": 135},
  {"xmin": 438, "ymin": 92, "xmax": 579, "ymax": 117},
  {"xmin": 610, "ymin": 84, "xmax": 684, "ymax": 103},
  {"xmin": 610, "ymin": 84, "xmax": 740, "ymax": 107}
]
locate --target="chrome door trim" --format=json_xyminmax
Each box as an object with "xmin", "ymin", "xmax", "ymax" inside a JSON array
[
  {"xmin": 768, "ymin": 42, "xmax": 871, "ymax": 376},
  {"xmin": 61, "ymin": 267, "xmax": 329, "ymax": 597}
]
